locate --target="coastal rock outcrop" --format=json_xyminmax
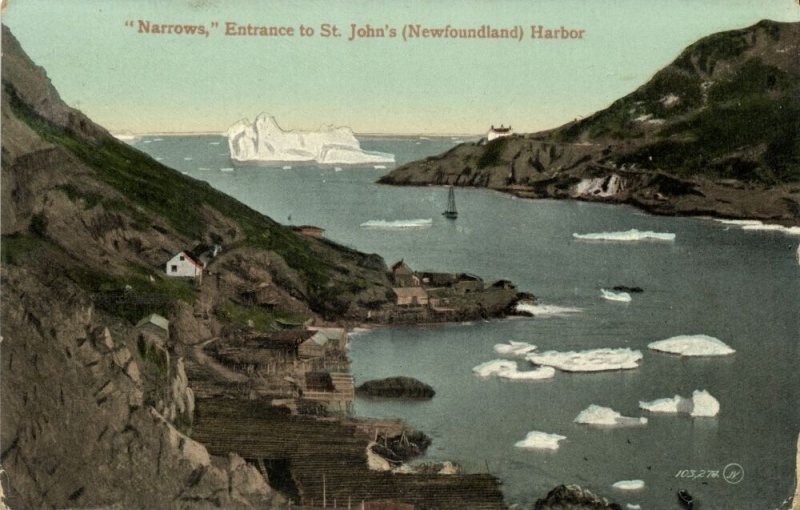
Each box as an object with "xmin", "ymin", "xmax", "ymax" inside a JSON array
[{"xmin": 356, "ymin": 376, "xmax": 435, "ymax": 399}]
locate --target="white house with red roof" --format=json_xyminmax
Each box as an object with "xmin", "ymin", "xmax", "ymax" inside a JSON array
[{"xmin": 165, "ymin": 251, "xmax": 204, "ymax": 279}]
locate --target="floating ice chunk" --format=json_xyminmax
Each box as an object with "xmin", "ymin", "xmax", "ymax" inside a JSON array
[
  {"xmin": 227, "ymin": 113, "xmax": 395, "ymax": 165},
  {"xmin": 220, "ymin": 168, "xmax": 234, "ymax": 173},
  {"xmin": 472, "ymin": 360, "xmax": 555, "ymax": 380},
  {"xmin": 360, "ymin": 219, "xmax": 433, "ymax": 230},
  {"xmin": 527, "ymin": 348, "xmax": 643, "ymax": 372},
  {"xmin": 183, "ymin": 157, "xmax": 192, "ymax": 161},
  {"xmin": 514, "ymin": 431, "xmax": 566, "ymax": 450},
  {"xmin": 648, "ymin": 334, "xmax": 735, "ymax": 357},
  {"xmin": 572, "ymin": 229, "xmax": 675, "ymax": 242},
  {"xmin": 374, "ymin": 165, "xmax": 387, "ymax": 169},
  {"xmin": 714, "ymin": 219, "xmax": 763, "ymax": 226},
  {"xmin": 498, "ymin": 365, "xmax": 556, "ymax": 380},
  {"xmin": 494, "ymin": 341, "xmax": 537, "ymax": 357},
  {"xmin": 153, "ymin": 138, "xmax": 163, "ymax": 142},
  {"xmin": 473, "ymin": 360, "xmax": 517, "ymax": 377},
  {"xmin": 514, "ymin": 303, "xmax": 582, "ymax": 317},
  {"xmin": 639, "ymin": 389, "xmax": 719, "ymax": 417},
  {"xmin": 613, "ymin": 480, "xmax": 645, "ymax": 491},
  {"xmin": 690, "ymin": 389, "xmax": 720, "ymax": 417},
  {"xmin": 601, "ymin": 289, "xmax": 632, "ymax": 302},
  {"xmin": 282, "ymin": 165, "xmax": 292, "ymax": 170},
  {"xmin": 155, "ymin": 157, "xmax": 163, "ymax": 161},
  {"xmin": 334, "ymin": 167, "xmax": 342, "ymax": 172},
  {"xmin": 714, "ymin": 218, "xmax": 800, "ymax": 235},
  {"xmin": 574, "ymin": 405, "xmax": 647, "ymax": 427},
  {"xmin": 742, "ymin": 223, "xmax": 800, "ymax": 235},
  {"xmin": 143, "ymin": 140, "xmax": 152, "ymax": 144},
  {"xmin": 626, "ymin": 505, "xmax": 642, "ymax": 510},
  {"xmin": 198, "ymin": 167, "xmax": 210, "ymax": 171},
  {"xmin": 639, "ymin": 395, "xmax": 687, "ymax": 414}
]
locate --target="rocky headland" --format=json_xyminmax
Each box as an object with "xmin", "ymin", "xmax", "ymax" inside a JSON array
[{"xmin": 380, "ymin": 20, "xmax": 800, "ymax": 226}]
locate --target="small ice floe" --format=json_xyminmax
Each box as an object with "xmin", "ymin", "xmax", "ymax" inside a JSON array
[
  {"xmin": 514, "ymin": 302, "xmax": 582, "ymax": 317},
  {"xmin": 209, "ymin": 141, "xmax": 221, "ymax": 145},
  {"xmin": 573, "ymin": 405, "xmax": 647, "ymax": 427},
  {"xmin": 527, "ymin": 348, "xmax": 643, "ymax": 372},
  {"xmin": 639, "ymin": 389, "xmax": 719, "ymax": 417},
  {"xmin": 601, "ymin": 289, "xmax": 632, "ymax": 302},
  {"xmin": 181, "ymin": 171, "xmax": 189, "ymax": 175},
  {"xmin": 494, "ymin": 341, "xmax": 537, "ymax": 357},
  {"xmin": 514, "ymin": 431, "xmax": 566, "ymax": 450},
  {"xmin": 198, "ymin": 167, "xmax": 210, "ymax": 171},
  {"xmin": 220, "ymin": 167, "xmax": 234, "ymax": 172},
  {"xmin": 648, "ymin": 334, "xmax": 735, "ymax": 357},
  {"xmin": 472, "ymin": 360, "xmax": 555, "ymax": 380},
  {"xmin": 152, "ymin": 137, "xmax": 163, "ymax": 142},
  {"xmin": 626, "ymin": 504, "xmax": 642, "ymax": 510},
  {"xmin": 374, "ymin": 165, "xmax": 387, "ymax": 169},
  {"xmin": 334, "ymin": 167, "xmax": 342, "ymax": 172},
  {"xmin": 155, "ymin": 157, "xmax": 164, "ymax": 161},
  {"xmin": 183, "ymin": 157, "xmax": 193, "ymax": 161},
  {"xmin": 612, "ymin": 480, "xmax": 645, "ymax": 491},
  {"xmin": 282, "ymin": 165, "xmax": 292, "ymax": 170},
  {"xmin": 714, "ymin": 218, "xmax": 800, "ymax": 235},
  {"xmin": 143, "ymin": 140, "xmax": 152, "ymax": 144},
  {"xmin": 572, "ymin": 229, "xmax": 676, "ymax": 242},
  {"xmin": 360, "ymin": 219, "xmax": 433, "ymax": 230},
  {"xmin": 742, "ymin": 223, "xmax": 800, "ymax": 235}
]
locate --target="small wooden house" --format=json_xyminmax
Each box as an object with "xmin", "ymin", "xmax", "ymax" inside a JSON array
[
  {"xmin": 393, "ymin": 287, "xmax": 429, "ymax": 307},
  {"xmin": 391, "ymin": 260, "xmax": 418, "ymax": 288},
  {"xmin": 135, "ymin": 313, "xmax": 169, "ymax": 339},
  {"xmin": 487, "ymin": 124, "xmax": 513, "ymax": 142},
  {"xmin": 165, "ymin": 251, "xmax": 204, "ymax": 280}
]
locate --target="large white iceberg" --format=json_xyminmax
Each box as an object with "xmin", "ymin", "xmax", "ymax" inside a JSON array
[
  {"xmin": 494, "ymin": 341, "xmax": 537, "ymax": 357},
  {"xmin": 572, "ymin": 229, "xmax": 676, "ymax": 242},
  {"xmin": 574, "ymin": 405, "xmax": 648, "ymax": 427},
  {"xmin": 601, "ymin": 289, "xmax": 632, "ymax": 302},
  {"xmin": 612, "ymin": 480, "xmax": 645, "ymax": 491},
  {"xmin": 527, "ymin": 348, "xmax": 643, "ymax": 372},
  {"xmin": 639, "ymin": 389, "xmax": 719, "ymax": 417},
  {"xmin": 648, "ymin": 334, "xmax": 735, "ymax": 357},
  {"xmin": 514, "ymin": 302, "xmax": 582, "ymax": 317},
  {"xmin": 472, "ymin": 359, "xmax": 555, "ymax": 380},
  {"xmin": 227, "ymin": 113, "xmax": 395, "ymax": 165},
  {"xmin": 514, "ymin": 431, "xmax": 566, "ymax": 450}
]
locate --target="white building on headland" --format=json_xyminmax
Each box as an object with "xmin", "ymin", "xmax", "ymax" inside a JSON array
[{"xmin": 487, "ymin": 125, "xmax": 513, "ymax": 142}]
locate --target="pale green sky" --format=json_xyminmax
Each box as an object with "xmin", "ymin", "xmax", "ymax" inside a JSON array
[{"xmin": 3, "ymin": 0, "xmax": 799, "ymax": 134}]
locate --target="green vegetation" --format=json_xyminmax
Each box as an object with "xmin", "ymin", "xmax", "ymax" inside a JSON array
[
  {"xmin": 707, "ymin": 59, "xmax": 796, "ymax": 103},
  {"xmin": 477, "ymin": 137, "xmax": 509, "ymax": 169},
  {"xmin": 217, "ymin": 301, "xmax": 308, "ymax": 331},
  {"xmin": 57, "ymin": 183, "xmax": 104, "ymax": 209},
  {"xmin": 5, "ymin": 82, "xmax": 339, "ymax": 311},
  {"xmin": 1, "ymin": 234, "xmax": 51, "ymax": 265}
]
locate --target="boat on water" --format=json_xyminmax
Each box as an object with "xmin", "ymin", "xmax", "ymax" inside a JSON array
[
  {"xmin": 443, "ymin": 186, "xmax": 458, "ymax": 219},
  {"xmin": 677, "ymin": 489, "xmax": 694, "ymax": 509}
]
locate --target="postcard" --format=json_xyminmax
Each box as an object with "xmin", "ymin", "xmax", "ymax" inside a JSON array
[{"xmin": 1, "ymin": 1, "xmax": 799, "ymax": 509}]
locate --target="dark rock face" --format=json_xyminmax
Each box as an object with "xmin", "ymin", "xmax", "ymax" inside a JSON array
[
  {"xmin": 533, "ymin": 484, "xmax": 622, "ymax": 510},
  {"xmin": 380, "ymin": 20, "xmax": 800, "ymax": 225},
  {"xmin": 356, "ymin": 376, "xmax": 436, "ymax": 399}
]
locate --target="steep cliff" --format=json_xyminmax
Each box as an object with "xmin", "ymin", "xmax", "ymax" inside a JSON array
[
  {"xmin": 0, "ymin": 23, "xmax": 399, "ymax": 508},
  {"xmin": 380, "ymin": 20, "xmax": 800, "ymax": 224}
]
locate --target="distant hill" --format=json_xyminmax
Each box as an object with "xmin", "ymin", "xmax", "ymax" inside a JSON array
[{"xmin": 381, "ymin": 20, "xmax": 800, "ymax": 224}]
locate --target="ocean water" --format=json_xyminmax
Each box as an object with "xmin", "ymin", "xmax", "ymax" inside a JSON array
[{"xmin": 135, "ymin": 135, "xmax": 800, "ymax": 509}]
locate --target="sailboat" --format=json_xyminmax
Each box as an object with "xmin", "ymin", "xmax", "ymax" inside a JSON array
[{"xmin": 443, "ymin": 186, "xmax": 458, "ymax": 219}]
